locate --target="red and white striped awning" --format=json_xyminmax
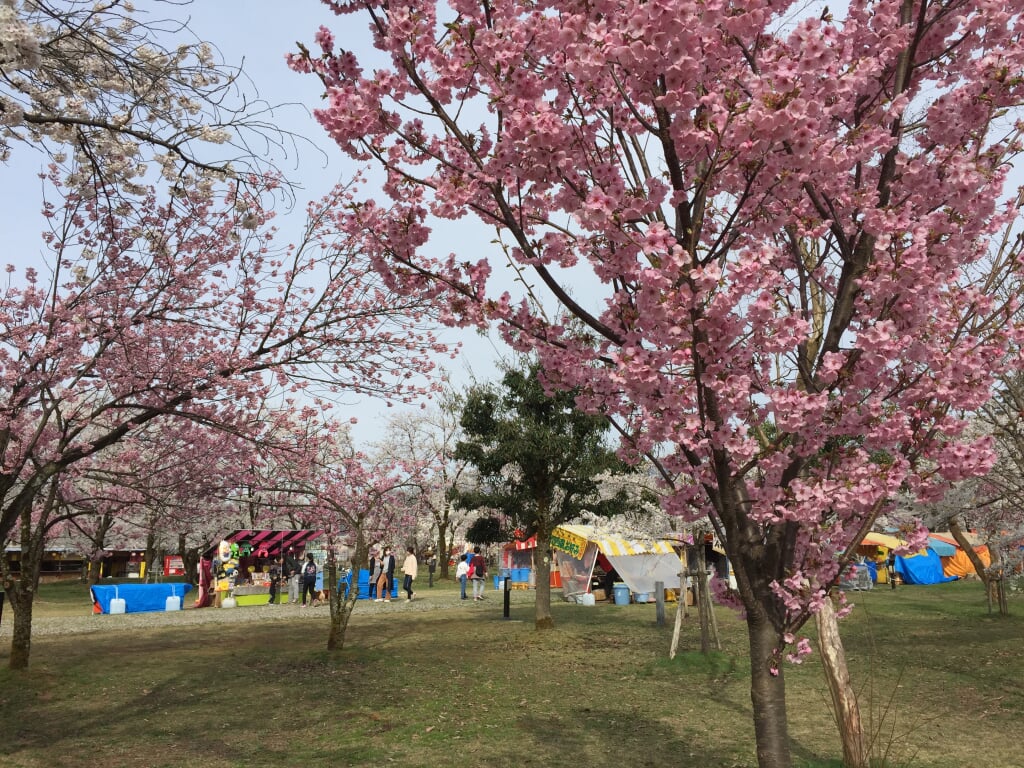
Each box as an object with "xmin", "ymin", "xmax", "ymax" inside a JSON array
[{"xmin": 507, "ymin": 536, "xmax": 536, "ymax": 551}]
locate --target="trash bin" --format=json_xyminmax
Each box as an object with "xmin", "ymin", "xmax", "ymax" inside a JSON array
[{"xmin": 612, "ymin": 583, "xmax": 630, "ymax": 605}]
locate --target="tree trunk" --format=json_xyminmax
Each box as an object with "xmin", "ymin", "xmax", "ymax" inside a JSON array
[
  {"xmin": 87, "ymin": 557, "xmax": 102, "ymax": 586},
  {"xmin": 328, "ymin": 534, "xmax": 366, "ymax": 651},
  {"xmin": 947, "ymin": 517, "xmax": 1006, "ymax": 615},
  {"xmin": 815, "ymin": 596, "xmax": 867, "ymax": 768},
  {"xmin": 8, "ymin": 582, "xmax": 35, "ymax": 670},
  {"xmin": 693, "ymin": 543, "xmax": 721, "ymax": 652},
  {"xmin": 988, "ymin": 546, "xmax": 1008, "ymax": 616},
  {"xmin": 180, "ymin": 533, "xmax": 200, "ymax": 586},
  {"xmin": 435, "ymin": 527, "xmax": 450, "ymax": 580},
  {"xmin": 533, "ymin": 527, "xmax": 554, "ymax": 630},
  {"xmin": 6, "ymin": 479, "xmax": 59, "ymax": 670},
  {"xmin": 144, "ymin": 531, "xmax": 157, "ymax": 583},
  {"xmin": 669, "ymin": 565, "xmax": 688, "ymax": 659},
  {"xmin": 747, "ymin": 613, "xmax": 792, "ymax": 768}
]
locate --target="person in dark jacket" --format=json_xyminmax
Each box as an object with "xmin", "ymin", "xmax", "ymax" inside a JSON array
[
  {"xmin": 300, "ymin": 552, "xmax": 318, "ymax": 607},
  {"xmin": 267, "ymin": 556, "xmax": 282, "ymax": 605},
  {"xmin": 427, "ymin": 552, "xmax": 437, "ymax": 587}
]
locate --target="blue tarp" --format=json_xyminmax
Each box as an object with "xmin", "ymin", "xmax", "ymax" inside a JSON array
[
  {"xmin": 926, "ymin": 536, "xmax": 958, "ymax": 557},
  {"xmin": 894, "ymin": 548, "xmax": 958, "ymax": 585},
  {"xmin": 91, "ymin": 583, "xmax": 193, "ymax": 614}
]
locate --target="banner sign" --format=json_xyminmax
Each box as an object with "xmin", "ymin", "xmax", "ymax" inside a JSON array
[{"xmin": 550, "ymin": 528, "xmax": 588, "ymax": 560}]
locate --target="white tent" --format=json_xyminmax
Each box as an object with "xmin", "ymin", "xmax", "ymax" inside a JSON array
[{"xmin": 551, "ymin": 524, "xmax": 682, "ymax": 600}]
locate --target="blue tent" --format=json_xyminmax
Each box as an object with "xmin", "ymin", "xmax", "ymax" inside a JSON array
[{"xmin": 895, "ymin": 547, "xmax": 958, "ymax": 585}]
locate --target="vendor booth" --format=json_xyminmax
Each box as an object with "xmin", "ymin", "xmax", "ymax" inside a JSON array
[
  {"xmin": 929, "ymin": 531, "xmax": 991, "ymax": 579},
  {"xmin": 550, "ymin": 524, "xmax": 681, "ymax": 604},
  {"xmin": 499, "ymin": 536, "xmax": 562, "ymax": 588},
  {"xmin": 857, "ymin": 531, "xmax": 963, "ymax": 585},
  {"xmin": 196, "ymin": 529, "xmax": 324, "ymax": 607}
]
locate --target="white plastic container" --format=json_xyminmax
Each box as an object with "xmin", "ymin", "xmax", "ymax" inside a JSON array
[
  {"xmin": 165, "ymin": 595, "xmax": 181, "ymax": 611},
  {"xmin": 578, "ymin": 593, "xmax": 596, "ymax": 606},
  {"xmin": 221, "ymin": 597, "xmax": 237, "ymax": 609},
  {"xmin": 109, "ymin": 598, "xmax": 126, "ymax": 614}
]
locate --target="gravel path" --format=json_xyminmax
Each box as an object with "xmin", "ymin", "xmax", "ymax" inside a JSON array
[{"xmin": 0, "ymin": 590, "xmax": 523, "ymax": 638}]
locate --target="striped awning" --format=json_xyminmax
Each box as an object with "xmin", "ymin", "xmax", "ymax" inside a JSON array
[
  {"xmin": 552, "ymin": 524, "xmax": 675, "ymax": 558},
  {"xmin": 507, "ymin": 536, "xmax": 536, "ymax": 551},
  {"xmin": 203, "ymin": 530, "xmax": 324, "ymax": 559}
]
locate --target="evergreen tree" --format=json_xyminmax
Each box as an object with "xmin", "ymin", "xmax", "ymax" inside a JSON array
[{"xmin": 452, "ymin": 362, "xmax": 632, "ymax": 629}]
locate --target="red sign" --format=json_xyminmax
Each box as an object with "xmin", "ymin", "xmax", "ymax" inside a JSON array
[{"xmin": 163, "ymin": 555, "xmax": 185, "ymax": 576}]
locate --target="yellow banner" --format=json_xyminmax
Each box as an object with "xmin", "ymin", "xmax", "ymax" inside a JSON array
[{"xmin": 550, "ymin": 527, "xmax": 589, "ymax": 559}]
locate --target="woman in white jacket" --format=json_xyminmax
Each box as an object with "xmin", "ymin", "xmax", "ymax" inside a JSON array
[{"xmin": 401, "ymin": 546, "xmax": 418, "ymax": 601}]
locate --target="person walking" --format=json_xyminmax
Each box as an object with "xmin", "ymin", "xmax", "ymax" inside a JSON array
[
  {"xmin": 284, "ymin": 548, "xmax": 301, "ymax": 604},
  {"xmin": 300, "ymin": 553, "xmax": 318, "ymax": 607},
  {"xmin": 401, "ymin": 546, "xmax": 418, "ymax": 601},
  {"xmin": 368, "ymin": 549, "xmax": 382, "ymax": 600},
  {"xmin": 455, "ymin": 554, "xmax": 470, "ymax": 600},
  {"xmin": 470, "ymin": 546, "xmax": 487, "ymax": 601},
  {"xmin": 375, "ymin": 547, "xmax": 394, "ymax": 602},
  {"xmin": 267, "ymin": 556, "xmax": 282, "ymax": 605},
  {"xmin": 381, "ymin": 547, "xmax": 396, "ymax": 602},
  {"xmin": 427, "ymin": 552, "xmax": 437, "ymax": 587}
]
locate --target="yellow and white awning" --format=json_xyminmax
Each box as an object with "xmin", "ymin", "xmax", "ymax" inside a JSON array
[{"xmin": 552, "ymin": 524, "xmax": 675, "ymax": 558}]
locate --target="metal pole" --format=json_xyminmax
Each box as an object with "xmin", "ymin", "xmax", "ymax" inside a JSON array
[{"xmin": 503, "ymin": 576, "xmax": 510, "ymax": 618}]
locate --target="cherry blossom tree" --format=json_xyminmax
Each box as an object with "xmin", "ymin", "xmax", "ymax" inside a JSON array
[
  {"xmin": 272, "ymin": 423, "xmax": 432, "ymax": 650},
  {"xmin": 1, "ymin": 0, "xmax": 299, "ymax": 187},
  {"xmin": 0, "ymin": 171, "xmax": 447, "ymax": 668},
  {"xmin": 293, "ymin": 2, "xmax": 1024, "ymax": 765},
  {"xmin": 62, "ymin": 418, "xmax": 265, "ymax": 585},
  {"xmin": 374, "ymin": 390, "xmax": 476, "ymax": 578}
]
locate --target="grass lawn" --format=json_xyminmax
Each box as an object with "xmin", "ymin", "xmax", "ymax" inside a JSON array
[{"xmin": 0, "ymin": 578, "xmax": 1020, "ymax": 768}]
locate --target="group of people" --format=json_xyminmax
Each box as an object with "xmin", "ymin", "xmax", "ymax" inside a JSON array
[
  {"xmin": 263, "ymin": 550, "xmax": 321, "ymax": 607},
  {"xmin": 258, "ymin": 545, "xmax": 478, "ymax": 607},
  {"xmin": 454, "ymin": 546, "xmax": 488, "ymax": 601},
  {"xmin": 367, "ymin": 546, "xmax": 420, "ymax": 602}
]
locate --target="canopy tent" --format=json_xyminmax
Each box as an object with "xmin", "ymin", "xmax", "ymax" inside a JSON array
[
  {"xmin": 860, "ymin": 531, "xmax": 905, "ymax": 549},
  {"xmin": 926, "ymin": 536, "xmax": 957, "ymax": 557},
  {"xmin": 202, "ymin": 529, "xmax": 324, "ymax": 559},
  {"xmin": 894, "ymin": 547, "xmax": 958, "ymax": 585},
  {"xmin": 196, "ymin": 529, "xmax": 324, "ymax": 607},
  {"xmin": 928, "ymin": 532, "xmax": 991, "ymax": 578},
  {"xmin": 501, "ymin": 536, "xmax": 537, "ymax": 571},
  {"xmin": 550, "ymin": 524, "xmax": 682, "ymax": 601}
]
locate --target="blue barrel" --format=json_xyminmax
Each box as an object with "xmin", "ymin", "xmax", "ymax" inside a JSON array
[
  {"xmin": 493, "ymin": 575, "xmax": 502, "ymax": 590},
  {"xmin": 513, "ymin": 568, "xmax": 529, "ymax": 583},
  {"xmin": 612, "ymin": 583, "xmax": 630, "ymax": 605}
]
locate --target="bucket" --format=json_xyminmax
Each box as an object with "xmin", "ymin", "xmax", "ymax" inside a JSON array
[
  {"xmin": 634, "ymin": 592, "xmax": 649, "ymax": 603},
  {"xmin": 578, "ymin": 593, "xmax": 596, "ymax": 606},
  {"xmin": 221, "ymin": 597, "xmax": 237, "ymax": 609},
  {"xmin": 165, "ymin": 595, "xmax": 181, "ymax": 611},
  {"xmin": 612, "ymin": 583, "xmax": 630, "ymax": 605},
  {"xmin": 109, "ymin": 598, "xmax": 126, "ymax": 614}
]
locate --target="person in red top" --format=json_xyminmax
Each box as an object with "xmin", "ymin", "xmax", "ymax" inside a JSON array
[{"xmin": 470, "ymin": 546, "xmax": 487, "ymax": 601}]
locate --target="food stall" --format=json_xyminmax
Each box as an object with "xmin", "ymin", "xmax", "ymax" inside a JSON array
[
  {"xmin": 550, "ymin": 524, "xmax": 682, "ymax": 604},
  {"xmin": 196, "ymin": 529, "xmax": 324, "ymax": 607}
]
